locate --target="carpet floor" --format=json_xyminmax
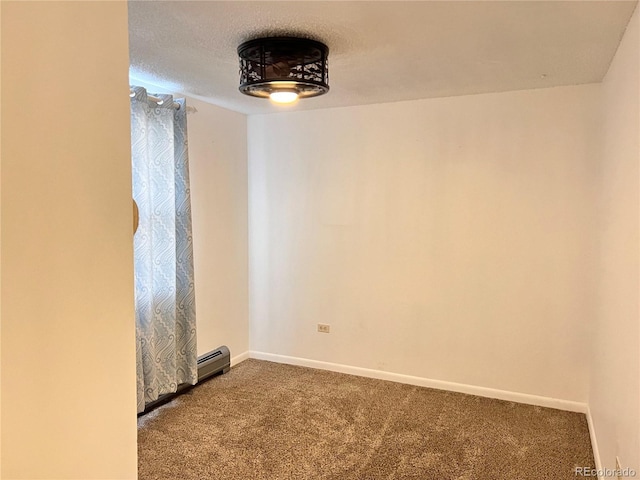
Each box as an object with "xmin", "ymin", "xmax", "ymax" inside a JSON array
[{"xmin": 138, "ymin": 359, "xmax": 595, "ymax": 479}]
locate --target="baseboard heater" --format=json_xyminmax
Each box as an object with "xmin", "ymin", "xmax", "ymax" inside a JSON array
[{"xmin": 138, "ymin": 345, "xmax": 230, "ymax": 416}]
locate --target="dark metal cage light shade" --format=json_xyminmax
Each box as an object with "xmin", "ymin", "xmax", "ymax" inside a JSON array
[{"xmin": 238, "ymin": 37, "xmax": 329, "ymax": 99}]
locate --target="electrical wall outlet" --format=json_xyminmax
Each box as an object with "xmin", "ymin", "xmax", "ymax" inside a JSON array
[{"xmin": 317, "ymin": 323, "xmax": 330, "ymax": 333}]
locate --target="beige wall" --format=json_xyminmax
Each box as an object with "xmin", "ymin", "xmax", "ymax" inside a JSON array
[
  {"xmin": 0, "ymin": 0, "xmax": 3, "ymax": 464},
  {"xmin": 249, "ymin": 84, "xmax": 600, "ymax": 403},
  {"xmin": 592, "ymin": 5, "xmax": 640, "ymax": 472},
  {"xmin": 1, "ymin": 2, "xmax": 138, "ymax": 478},
  {"xmin": 186, "ymin": 98, "xmax": 249, "ymax": 360}
]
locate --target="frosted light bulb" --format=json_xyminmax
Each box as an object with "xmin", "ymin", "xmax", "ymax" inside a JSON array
[{"xmin": 269, "ymin": 91, "xmax": 299, "ymax": 104}]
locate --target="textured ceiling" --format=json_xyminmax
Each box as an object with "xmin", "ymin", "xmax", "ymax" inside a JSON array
[{"xmin": 129, "ymin": 1, "xmax": 637, "ymax": 115}]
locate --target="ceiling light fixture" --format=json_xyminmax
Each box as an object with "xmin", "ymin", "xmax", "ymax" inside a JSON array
[{"xmin": 238, "ymin": 37, "xmax": 329, "ymax": 103}]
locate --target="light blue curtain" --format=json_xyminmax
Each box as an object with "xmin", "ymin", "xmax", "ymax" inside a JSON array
[{"xmin": 130, "ymin": 86, "xmax": 197, "ymax": 413}]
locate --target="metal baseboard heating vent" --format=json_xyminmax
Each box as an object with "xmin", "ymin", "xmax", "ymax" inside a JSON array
[
  {"xmin": 139, "ymin": 345, "xmax": 231, "ymax": 416},
  {"xmin": 198, "ymin": 345, "xmax": 231, "ymax": 381}
]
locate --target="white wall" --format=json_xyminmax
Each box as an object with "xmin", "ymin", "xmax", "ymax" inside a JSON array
[
  {"xmin": 1, "ymin": 2, "xmax": 138, "ymax": 478},
  {"xmin": 187, "ymin": 98, "xmax": 249, "ymax": 360},
  {"xmin": 249, "ymin": 84, "xmax": 600, "ymax": 403},
  {"xmin": 591, "ymin": 5, "xmax": 640, "ymax": 472}
]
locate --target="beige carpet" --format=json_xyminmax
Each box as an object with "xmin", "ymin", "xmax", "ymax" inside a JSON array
[{"xmin": 138, "ymin": 359, "xmax": 595, "ymax": 479}]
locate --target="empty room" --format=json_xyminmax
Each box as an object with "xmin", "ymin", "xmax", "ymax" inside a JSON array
[{"xmin": 1, "ymin": 1, "xmax": 639, "ymax": 479}]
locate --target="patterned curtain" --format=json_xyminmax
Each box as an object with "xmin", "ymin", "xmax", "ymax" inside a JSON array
[{"xmin": 130, "ymin": 86, "xmax": 197, "ymax": 413}]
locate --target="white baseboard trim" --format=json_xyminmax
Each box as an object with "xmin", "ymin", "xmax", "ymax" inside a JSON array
[
  {"xmin": 586, "ymin": 406, "xmax": 602, "ymax": 476},
  {"xmin": 231, "ymin": 350, "xmax": 250, "ymax": 367},
  {"xmin": 249, "ymin": 351, "xmax": 588, "ymax": 414}
]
